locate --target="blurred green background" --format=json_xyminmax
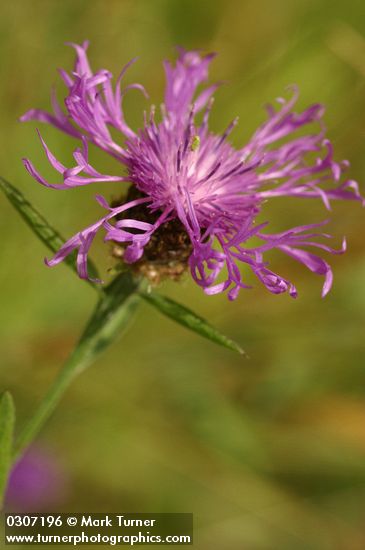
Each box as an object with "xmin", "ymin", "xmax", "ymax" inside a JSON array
[{"xmin": 1, "ymin": 0, "xmax": 365, "ymax": 548}]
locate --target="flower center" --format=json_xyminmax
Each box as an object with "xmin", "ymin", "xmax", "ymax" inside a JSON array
[{"xmin": 111, "ymin": 186, "xmax": 192, "ymax": 284}]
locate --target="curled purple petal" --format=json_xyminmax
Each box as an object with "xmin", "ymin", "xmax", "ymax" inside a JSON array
[{"xmin": 279, "ymin": 246, "xmax": 334, "ymax": 297}]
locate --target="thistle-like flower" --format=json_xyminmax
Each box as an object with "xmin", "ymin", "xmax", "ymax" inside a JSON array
[{"xmin": 22, "ymin": 42, "xmax": 363, "ymax": 300}]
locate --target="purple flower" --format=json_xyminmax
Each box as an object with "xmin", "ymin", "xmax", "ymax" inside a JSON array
[
  {"xmin": 21, "ymin": 42, "xmax": 363, "ymax": 300},
  {"xmin": 5, "ymin": 447, "xmax": 68, "ymax": 511}
]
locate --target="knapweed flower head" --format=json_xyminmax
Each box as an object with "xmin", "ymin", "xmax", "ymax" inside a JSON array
[{"xmin": 22, "ymin": 42, "xmax": 363, "ymax": 300}]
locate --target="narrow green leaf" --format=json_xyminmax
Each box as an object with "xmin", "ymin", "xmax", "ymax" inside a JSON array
[
  {"xmin": 0, "ymin": 175, "xmax": 100, "ymax": 288},
  {"xmin": 140, "ymin": 291, "xmax": 244, "ymax": 354},
  {"xmin": 76, "ymin": 272, "xmax": 143, "ymax": 364},
  {"xmin": 14, "ymin": 272, "xmax": 142, "ymax": 459},
  {"xmin": 0, "ymin": 392, "xmax": 15, "ymax": 507}
]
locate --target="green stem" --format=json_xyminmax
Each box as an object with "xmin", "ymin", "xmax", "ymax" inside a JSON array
[
  {"xmin": 13, "ymin": 347, "xmax": 92, "ymax": 461},
  {"xmin": 13, "ymin": 272, "xmax": 142, "ymax": 462},
  {"xmin": 0, "ymin": 392, "xmax": 15, "ymax": 508}
]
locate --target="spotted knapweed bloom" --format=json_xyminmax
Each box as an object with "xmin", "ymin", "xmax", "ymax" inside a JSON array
[{"xmin": 21, "ymin": 42, "xmax": 363, "ymax": 300}]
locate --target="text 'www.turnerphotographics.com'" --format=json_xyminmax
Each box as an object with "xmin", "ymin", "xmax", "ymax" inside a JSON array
[{"xmin": 4, "ymin": 513, "xmax": 193, "ymax": 546}]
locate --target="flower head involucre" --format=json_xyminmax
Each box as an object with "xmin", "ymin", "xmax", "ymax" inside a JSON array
[{"xmin": 22, "ymin": 41, "xmax": 363, "ymax": 300}]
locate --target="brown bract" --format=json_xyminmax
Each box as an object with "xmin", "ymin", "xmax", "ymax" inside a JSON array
[{"xmin": 111, "ymin": 187, "xmax": 192, "ymax": 285}]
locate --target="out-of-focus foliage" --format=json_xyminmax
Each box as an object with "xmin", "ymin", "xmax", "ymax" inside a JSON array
[
  {"xmin": 0, "ymin": 392, "xmax": 15, "ymax": 505},
  {"xmin": 1, "ymin": 1, "xmax": 365, "ymax": 548}
]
